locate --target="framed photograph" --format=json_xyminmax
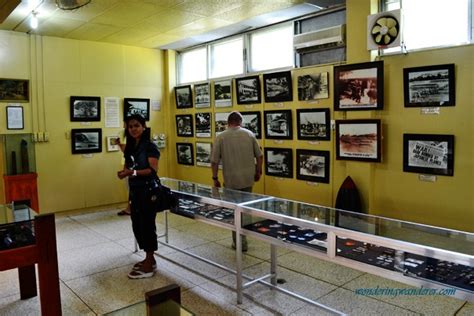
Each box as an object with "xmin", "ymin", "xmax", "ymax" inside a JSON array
[
  {"xmin": 215, "ymin": 112, "xmax": 230, "ymax": 135},
  {"xmin": 403, "ymin": 134, "xmax": 454, "ymax": 176},
  {"xmin": 124, "ymin": 98, "xmax": 150, "ymax": 121},
  {"xmin": 176, "ymin": 143, "xmax": 194, "ymax": 166},
  {"xmin": 236, "ymin": 75, "xmax": 261, "ymax": 105},
  {"xmin": 296, "ymin": 108, "xmax": 330, "ymax": 141},
  {"xmin": 335, "ymin": 119, "xmax": 381, "ymax": 162},
  {"xmin": 195, "ymin": 112, "xmax": 211, "ymax": 137},
  {"xmin": 71, "ymin": 128, "xmax": 102, "ymax": 154},
  {"xmin": 403, "ymin": 64, "xmax": 455, "ymax": 107},
  {"xmin": 334, "ymin": 61, "xmax": 383, "ymax": 111},
  {"xmin": 0, "ymin": 79, "xmax": 29, "ymax": 102},
  {"xmin": 70, "ymin": 96, "xmax": 101, "ymax": 122},
  {"xmin": 296, "ymin": 149, "xmax": 330, "ymax": 183},
  {"xmin": 298, "ymin": 72, "xmax": 329, "ymax": 100},
  {"xmin": 196, "ymin": 142, "xmax": 212, "ymax": 167},
  {"xmin": 194, "ymin": 83, "xmax": 210, "ymax": 108},
  {"xmin": 241, "ymin": 111, "xmax": 262, "ymax": 139},
  {"xmin": 264, "ymin": 148, "xmax": 293, "ymax": 178},
  {"xmin": 264, "ymin": 110, "xmax": 292, "ymax": 140},
  {"xmin": 176, "ymin": 114, "xmax": 193, "ymax": 137},
  {"xmin": 174, "ymin": 85, "xmax": 193, "ymax": 109},
  {"xmin": 263, "ymin": 71, "xmax": 293, "ymax": 103},
  {"xmin": 106, "ymin": 136, "xmax": 120, "ymax": 152},
  {"xmin": 6, "ymin": 106, "xmax": 24, "ymax": 130},
  {"xmin": 214, "ymin": 80, "xmax": 232, "ymax": 107}
]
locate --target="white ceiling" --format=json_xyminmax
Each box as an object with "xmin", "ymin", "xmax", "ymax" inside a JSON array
[{"xmin": 0, "ymin": 0, "xmax": 339, "ymax": 50}]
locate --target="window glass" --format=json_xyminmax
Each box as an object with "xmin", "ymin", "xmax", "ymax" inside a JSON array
[
  {"xmin": 250, "ymin": 23, "xmax": 293, "ymax": 72},
  {"xmin": 210, "ymin": 37, "xmax": 243, "ymax": 78},
  {"xmin": 178, "ymin": 47, "xmax": 207, "ymax": 84}
]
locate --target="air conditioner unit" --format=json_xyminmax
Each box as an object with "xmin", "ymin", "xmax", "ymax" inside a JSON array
[{"xmin": 293, "ymin": 24, "xmax": 346, "ymax": 52}]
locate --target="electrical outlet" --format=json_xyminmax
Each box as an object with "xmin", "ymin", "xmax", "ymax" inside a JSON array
[
  {"xmin": 44, "ymin": 132, "xmax": 49, "ymax": 142},
  {"xmin": 37, "ymin": 132, "xmax": 44, "ymax": 142}
]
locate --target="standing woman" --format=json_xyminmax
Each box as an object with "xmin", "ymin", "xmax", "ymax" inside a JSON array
[{"xmin": 117, "ymin": 114, "xmax": 160, "ymax": 279}]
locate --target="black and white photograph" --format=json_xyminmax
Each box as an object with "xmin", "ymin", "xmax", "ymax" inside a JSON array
[
  {"xmin": 264, "ymin": 148, "xmax": 293, "ymax": 178},
  {"xmin": 195, "ymin": 83, "xmax": 210, "ymax": 108},
  {"xmin": 296, "ymin": 149, "xmax": 330, "ymax": 183},
  {"xmin": 215, "ymin": 112, "xmax": 230, "ymax": 135},
  {"xmin": 0, "ymin": 79, "xmax": 29, "ymax": 102},
  {"xmin": 241, "ymin": 111, "xmax": 262, "ymax": 139},
  {"xmin": 196, "ymin": 142, "xmax": 212, "ymax": 167},
  {"xmin": 297, "ymin": 108, "xmax": 330, "ymax": 141},
  {"xmin": 298, "ymin": 72, "xmax": 329, "ymax": 100},
  {"xmin": 335, "ymin": 119, "xmax": 381, "ymax": 162},
  {"xmin": 176, "ymin": 114, "xmax": 193, "ymax": 137},
  {"xmin": 403, "ymin": 64, "xmax": 455, "ymax": 107},
  {"xmin": 70, "ymin": 96, "xmax": 101, "ymax": 122},
  {"xmin": 334, "ymin": 61, "xmax": 383, "ymax": 111},
  {"xmin": 263, "ymin": 71, "xmax": 293, "ymax": 103},
  {"xmin": 176, "ymin": 143, "xmax": 194, "ymax": 165},
  {"xmin": 71, "ymin": 128, "xmax": 102, "ymax": 154},
  {"xmin": 214, "ymin": 80, "xmax": 232, "ymax": 107},
  {"xmin": 264, "ymin": 110, "xmax": 292, "ymax": 140},
  {"xmin": 403, "ymin": 134, "xmax": 454, "ymax": 176},
  {"xmin": 195, "ymin": 112, "xmax": 211, "ymax": 137},
  {"xmin": 123, "ymin": 98, "xmax": 150, "ymax": 120},
  {"xmin": 236, "ymin": 75, "xmax": 261, "ymax": 105},
  {"xmin": 174, "ymin": 85, "xmax": 193, "ymax": 109}
]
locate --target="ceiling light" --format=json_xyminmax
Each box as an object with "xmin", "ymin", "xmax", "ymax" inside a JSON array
[
  {"xmin": 56, "ymin": 0, "xmax": 91, "ymax": 10},
  {"xmin": 30, "ymin": 11, "xmax": 38, "ymax": 29}
]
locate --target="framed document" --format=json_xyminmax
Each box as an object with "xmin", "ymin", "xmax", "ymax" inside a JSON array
[{"xmin": 6, "ymin": 106, "xmax": 24, "ymax": 130}]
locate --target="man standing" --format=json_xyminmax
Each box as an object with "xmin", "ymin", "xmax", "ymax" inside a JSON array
[{"xmin": 211, "ymin": 111, "xmax": 263, "ymax": 252}]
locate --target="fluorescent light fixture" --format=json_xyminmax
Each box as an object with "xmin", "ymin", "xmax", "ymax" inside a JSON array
[{"xmin": 30, "ymin": 11, "xmax": 38, "ymax": 29}]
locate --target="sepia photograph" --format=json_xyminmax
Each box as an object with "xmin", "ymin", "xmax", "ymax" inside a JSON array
[
  {"xmin": 241, "ymin": 111, "xmax": 261, "ymax": 139},
  {"xmin": 264, "ymin": 110, "xmax": 293, "ymax": 140},
  {"xmin": 296, "ymin": 149, "xmax": 330, "ymax": 183},
  {"xmin": 175, "ymin": 85, "xmax": 193, "ymax": 109},
  {"xmin": 70, "ymin": 96, "xmax": 101, "ymax": 122},
  {"xmin": 336, "ymin": 119, "xmax": 381, "ymax": 162},
  {"xmin": 195, "ymin": 112, "xmax": 211, "ymax": 137},
  {"xmin": 403, "ymin": 134, "xmax": 454, "ymax": 176},
  {"xmin": 334, "ymin": 61, "xmax": 383, "ymax": 111},
  {"xmin": 298, "ymin": 72, "xmax": 329, "ymax": 101},
  {"xmin": 403, "ymin": 64, "xmax": 455, "ymax": 107},
  {"xmin": 124, "ymin": 98, "xmax": 150, "ymax": 121},
  {"xmin": 296, "ymin": 108, "xmax": 330, "ymax": 141},
  {"xmin": 176, "ymin": 143, "xmax": 194, "ymax": 165},
  {"xmin": 236, "ymin": 76, "xmax": 261, "ymax": 105},
  {"xmin": 71, "ymin": 128, "xmax": 102, "ymax": 154},
  {"xmin": 176, "ymin": 114, "xmax": 193, "ymax": 137},
  {"xmin": 196, "ymin": 142, "xmax": 212, "ymax": 167},
  {"xmin": 264, "ymin": 148, "xmax": 293, "ymax": 178},
  {"xmin": 214, "ymin": 80, "xmax": 232, "ymax": 107},
  {"xmin": 0, "ymin": 79, "xmax": 29, "ymax": 102},
  {"xmin": 195, "ymin": 83, "xmax": 210, "ymax": 108},
  {"xmin": 106, "ymin": 136, "xmax": 120, "ymax": 152},
  {"xmin": 215, "ymin": 112, "xmax": 230, "ymax": 135},
  {"xmin": 263, "ymin": 71, "xmax": 293, "ymax": 103}
]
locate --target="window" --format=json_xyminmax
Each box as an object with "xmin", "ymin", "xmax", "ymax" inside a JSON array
[
  {"xmin": 178, "ymin": 47, "xmax": 207, "ymax": 84},
  {"xmin": 249, "ymin": 23, "xmax": 294, "ymax": 72},
  {"xmin": 382, "ymin": 0, "xmax": 472, "ymax": 52},
  {"xmin": 210, "ymin": 37, "xmax": 244, "ymax": 79}
]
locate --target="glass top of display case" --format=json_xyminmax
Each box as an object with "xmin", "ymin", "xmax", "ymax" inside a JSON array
[
  {"xmin": 0, "ymin": 203, "xmax": 35, "ymax": 226},
  {"xmin": 161, "ymin": 178, "xmax": 268, "ymax": 205},
  {"xmin": 242, "ymin": 197, "xmax": 474, "ymax": 256}
]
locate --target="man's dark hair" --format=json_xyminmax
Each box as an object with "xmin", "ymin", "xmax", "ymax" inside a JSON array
[{"xmin": 228, "ymin": 111, "xmax": 243, "ymax": 125}]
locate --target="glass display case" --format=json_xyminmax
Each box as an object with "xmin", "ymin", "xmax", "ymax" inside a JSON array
[
  {"xmin": 1, "ymin": 133, "xmax": 36, "ymax": 175},
  {"xmin": 0, "ymin": 203, "xmax": 36, "ymax": 250}
]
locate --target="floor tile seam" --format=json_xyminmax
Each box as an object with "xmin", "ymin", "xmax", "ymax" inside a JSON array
[
  {"xmin": 63, "ymin": 216, "xmax": 123, "ymax": 243},
  {"xmin": 59, "ymin": 279, "xmax": 98, "ymax": 315},
  {"xmin": 58, "ymin": 261, "xmax": 142, "ymax": 283},
  {"xmin": 58, "ymin": 239, "xmax": 117, "ymax": 254}
]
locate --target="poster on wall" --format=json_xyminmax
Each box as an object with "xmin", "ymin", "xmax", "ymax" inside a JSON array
[
  {"xmin": 298, "ymin": 72, "xmax": 329, "ymax": 101},
  {"xmin": 335, "ymin": 119, "xmax": 381, "ymax": 162},
  {"xmin": 264, "ymin": 110, "xmax": 292, "ymax": 140},
  {"xmin": 196, "ymin": 142, "xmax": 212, "ymax": 167},
  {"xmin": 264, "ymin": 147, "xmax": 293, "ymax": 178},
  {"xmin": 194, "ymin": 83, "xmax": 210, "ymax": 108},
  {"xmin": 263, "ymin": 71, "xmax": 292, "ymax": 103},
  {"xmin": 105, "ymin": 97, "xmax": 120, "ymax": 127},
  {"xmin": 215, "ymin": 112, "xmax": 230, "ymax": 135},
  {"xmin": 195, "ymin": 112, "xmax": 211, "ymax": 137},
  {"xmin": 296, "ymin": 149, "xmax": 330, "ymax": 183},
  {"xmin": 236, "ymin": 75, "xmax": 261, "ymax": 105},
  {"xmin": 214, "ymin": 80, "xmax": 232, "ymax": 107},
  {"xmin": 6, "ymin": 106, "xmax": 24, "ymax": 130},
  {"xmin": 296, "ymin": 108, "xmax": 330, "ymax": 141}
]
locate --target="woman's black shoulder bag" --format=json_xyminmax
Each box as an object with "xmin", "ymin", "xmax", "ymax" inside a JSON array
[{"xmin": 147, "ymin": 171, "xmax": 177, "ymax": 212}]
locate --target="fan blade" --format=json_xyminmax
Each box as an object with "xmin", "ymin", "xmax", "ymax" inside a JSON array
[
  {"xmin": 384, "ymin": 35, "xmax": 391, "ymax": 44},
  {"xmin": 388, "ymin": 27, "xmax": 398, "ymax": 37},
  {"xmin": 376, "ymin": 17, "xmax": 387, "ymax": 27},
  {"xmin": 375, "ymin": 34, "xmax": 382, "ymax": 43},
  {"xmin": 372, "ymin": 25, "xmax": 381, "ymax": 34},
  {"xmin": 386, "ymin": 17, "xmax": 397, "ymax": 28}
]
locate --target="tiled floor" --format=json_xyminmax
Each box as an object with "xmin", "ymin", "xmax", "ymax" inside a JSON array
[{"xmin": 0, "ymin": 205, "xmax": 472, "ymax": 315}]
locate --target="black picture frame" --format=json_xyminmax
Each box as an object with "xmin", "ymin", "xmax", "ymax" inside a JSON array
[
  {"xmin": 403, "ymin": 134, "xmax": 454, "ymax": 176},
  {"xmin": 236, "ymin": 75, "xmax": 261, "ymax": 105},
  {"xmin": 296, "ymin": 149, "xmax": 330, "ymax": 183},
  {"xmin": 296, "ymin": 108, "xmax": 330, "ymax": 141},
  {"xmin": 176, "ymin": 114, "xmax": 193, "ymax": 137},
  {"xmin": 71, "ymin": 128, "xmax": 102, "ymax": 154},
  {"xmin": 298, "ymin": 72, "xmax": 329, "ymax": 101},
  {"xmin": 196, "ymin": 142, "xmax": 212, "ymax": 167},
  {"xmin": 334, "ymin": 61, "xmax": 384, "ymax": 111},
  {"xmin": 214, "ymin": 80, "xmax": 232, "ymax": 107},
  {"xmin": 70, "ymin": 96, "xmax": 101, "ymax": 122},
  {"xmin": 175, "ymin": 85, "xmax": 193, "ymax": 109},
  {"xmin": 123, "ymin": 98, "xmax": 150, "ymax": 121},
  {"xmin": 0, "ymin": 79, "xmax": 29, "ymax": 102},
  {"xmin": 195, "ymin": 112, "xmax": 211, "ymax": 137},
  {"xmin": 215, "ymin": 112, "xmax": 230, "ymax": 135},
  {"xmin": 194, "ymin": 83, "xmax": 211, "ymax": 108},
  {"xmin": 264, "ymin": 147, "xmax": 293, "ymax": 178},
  {"xmin": 6, "ymin": 106, "xmax": 24, "ymax": 130},
  {"xmin": 335, "ymin": 119, "xmax": 381, "ymax": 162},
  {"xmin": 403, "ymin": 64, "xmax": 455, "ymax": 107},
  {"xmin": 176, "ymin": 142, "xmax": 194, "ymax": 166},
  {"xmin": 241, "ymin": 111, "xmax": 262, "ymax": 139},
  {"xmin": 263, "ymin": 71, "xmax": 293, "ymax": 103},
  {"xmin": 264, "ymin": 110, "xmax": 292, "ymax": 140}
]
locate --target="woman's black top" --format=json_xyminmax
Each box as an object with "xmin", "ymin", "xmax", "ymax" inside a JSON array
[{"xmin": 124, "ymin": 140, "xmax": 160, "ymax": 188}]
